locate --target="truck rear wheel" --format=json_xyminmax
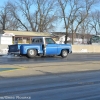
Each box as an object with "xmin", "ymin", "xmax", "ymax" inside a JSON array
[
  {"xmin": 61, "ymin": 50, "xmax": 68, "ymax": 58},
  {"xmin": 27, "ymin": 49, "xmax": 37, "ymax": 58}
]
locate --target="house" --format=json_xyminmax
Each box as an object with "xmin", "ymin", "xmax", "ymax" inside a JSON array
[
  {"xmin": 0, "ymin": 30, "xmax": 51, "ymax": 44},
  {"xmin": 51, "ymin": 32, "xmax": 70, "ymax": 44},
  {"xmin": 0, "ymin": 30, "xmax": 51, "ymax": 55},
  {"xmin": 51, "ymin": 32, "xmax": 92, "ymax": 44}
]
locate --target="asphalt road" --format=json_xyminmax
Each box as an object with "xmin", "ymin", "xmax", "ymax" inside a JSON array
[
  {"xmin": 0, "ymin": 53, "xmax": 100, "ymax": 100},
  {"xmin": 0, "ymin": 71, "xmax": 100, "ymax": 100},
  {"xmin": 1, "ymin": 53, "xmax": 100, "ymax": 64}
]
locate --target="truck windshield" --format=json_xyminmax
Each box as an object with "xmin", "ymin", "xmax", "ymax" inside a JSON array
[{"xmin": 45, "ymin": 38, "xmax": 55, "ymax": 44}]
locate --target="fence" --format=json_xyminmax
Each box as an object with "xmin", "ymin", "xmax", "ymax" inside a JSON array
[{"xmin": 72, "ymin": 45, "xmax": 100, "ymax": 53}]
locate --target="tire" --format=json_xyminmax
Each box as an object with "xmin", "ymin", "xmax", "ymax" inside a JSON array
[
  {"xmin": 61, "ymin": 50, "xmax": 68, "ymax": 58},
  {"xmin": 27, "ymin": 49, "xmax": 37, "ymax": 58}
]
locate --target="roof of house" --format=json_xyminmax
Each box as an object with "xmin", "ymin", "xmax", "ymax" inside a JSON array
[
  {"xmin": 52, "ymin": 32, "xmax": 92, "ymax": 38},
  {"xmin": 0, "ymin": 30, "xmax": 51, "ymax": 37}
]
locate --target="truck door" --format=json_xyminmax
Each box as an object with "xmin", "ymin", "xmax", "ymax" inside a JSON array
[{"xmin": 45, "ymin": 38, "xmax": 58, "ymax": 55}]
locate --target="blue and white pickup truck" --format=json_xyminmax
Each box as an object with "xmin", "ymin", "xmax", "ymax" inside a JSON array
[{"xmin": 8, "ymin": 37, "xmax": 72, "ymax": 58}]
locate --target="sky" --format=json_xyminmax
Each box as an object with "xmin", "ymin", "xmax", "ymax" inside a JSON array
[
  {"xmin": 0, "ymin": 0, "xmax": 63, "ymax": 32},
  {"xmin": 0, "ymin": 0, "xmax": 8, "ymax": 6},
  {"xmin": 0, "ymin": 0, "xmax": 99, "ymax": 33}
]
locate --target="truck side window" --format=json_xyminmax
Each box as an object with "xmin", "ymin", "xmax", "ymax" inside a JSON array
[
  {"xmin": 45, "ymin": 38, "xmax": 55, "ymax": 44},
  {"xmin": 36, "ymin": 39, "xmax": 39, "ymax": 42},
  {"xmin": 40, "ymin": 39, "xmax": 42, "ymax": 42},
  {"xmin": 32, "ymin": 39, "xmax": 35, "ymax": 43},
  {"xmin": 32, "ymin": 38, "xmax": 43, "ymax": 44},
  {"xmin": 32, "ymin": 39, "xmax": 37, "ymax": 43}
]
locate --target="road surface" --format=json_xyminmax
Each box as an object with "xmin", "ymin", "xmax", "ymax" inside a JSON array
[
  {"xmin": 0, "ymin": 54, "xmax": 100, "ymax": 100},
  {"xmin": 1, "ymin": 53, "xmax": 100, "ymax": 64},
  {"xmin": 0, "ymin": 71, "xmax": 100, "ymax": 100}
]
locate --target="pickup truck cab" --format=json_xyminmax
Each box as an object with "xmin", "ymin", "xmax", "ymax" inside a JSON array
[{"xmin": 8, "ymin": 37, "xmax": 72, "ymax": 58}]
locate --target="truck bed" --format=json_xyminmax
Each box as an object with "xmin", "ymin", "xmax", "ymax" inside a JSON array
[{"xmin": 8, "ymin": 44, "xmax": 22, "ymax": 54}]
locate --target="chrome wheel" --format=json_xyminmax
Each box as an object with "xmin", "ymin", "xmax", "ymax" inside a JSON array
[
  {"xmin": 61, "ymin": 50, "xmax": 68, "ymax": 58},
  {"xmin": 29, "ymin": 50, "xmax": 35, "ymax": 55},
  {"xmin": 27, "ymin": 49, "xmax": 37, "ymax": 58}
]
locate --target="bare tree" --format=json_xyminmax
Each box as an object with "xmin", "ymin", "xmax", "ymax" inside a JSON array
[
  {"xmin": 77, "ymin": 17, "xmax": 92, "ymax": 43},
  {"xmin": 0, "ymin": 0, "xmax": 98, "ymax": 35},
  {"xmin": 57, "ymin": 0, "xmax": 69, "ymax": 44},
  {"xmin": 90, "ymin": 10, "xmax": 100, "ymax": 35},
  {"xmin": 16, "ymin": 0, "xmax": 35, "ymax": 31},
  {"xmin": 67, "ymin": 0, "xmax": 83, "ymax": 44},
  {"xmin": 58, "ymin": 0, "xmax": 82, "ymax": 43},
  {"xmin": 7, "ymin": 1, "xmax": 29, "ymax": 31},
  {"xmin": 6, "ymin": 17, "xmax": 20, "ymax": 30},
  {"xmin": 6, "ymin": 0, "xmax": 57, "ymax": 32},
  {"xmin": 74, "ymin": 0, "xmax": 96, "ymax": 31},
  {"xmin": 71, "ymin": 0, "xmax": 98, "ymax": 44},
  {"xmin": 57, "ymin": 0, "xmax": 84, "ymax": 44},
  {"xmin": 0, "ymin": 2, "xmax": 10, "ymax": 30},
  {"xmin": 58, "ymin": 0, "xmax": 97, "ymax": 44},
  {"xmin": 34, "ymin": 0, "xmax": 57, "ymax": 32}
]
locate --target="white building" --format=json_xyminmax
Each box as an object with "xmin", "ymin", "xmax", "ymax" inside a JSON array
[
  {"xmin": 56, "ymin": 35, "xmax": 70, "ymax": 44},
  {"xmin": 0, "ymin": 33, "xmax": 14, "ymax": 55}
]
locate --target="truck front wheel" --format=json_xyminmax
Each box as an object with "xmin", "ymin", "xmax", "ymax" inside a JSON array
[
  {"xmin": 61, "ymin": 50, "xmax": 68, "ymax": 58},
  {"xmin": 27, "ymin": 49, "xmax": 37, "ymax": 58}
]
